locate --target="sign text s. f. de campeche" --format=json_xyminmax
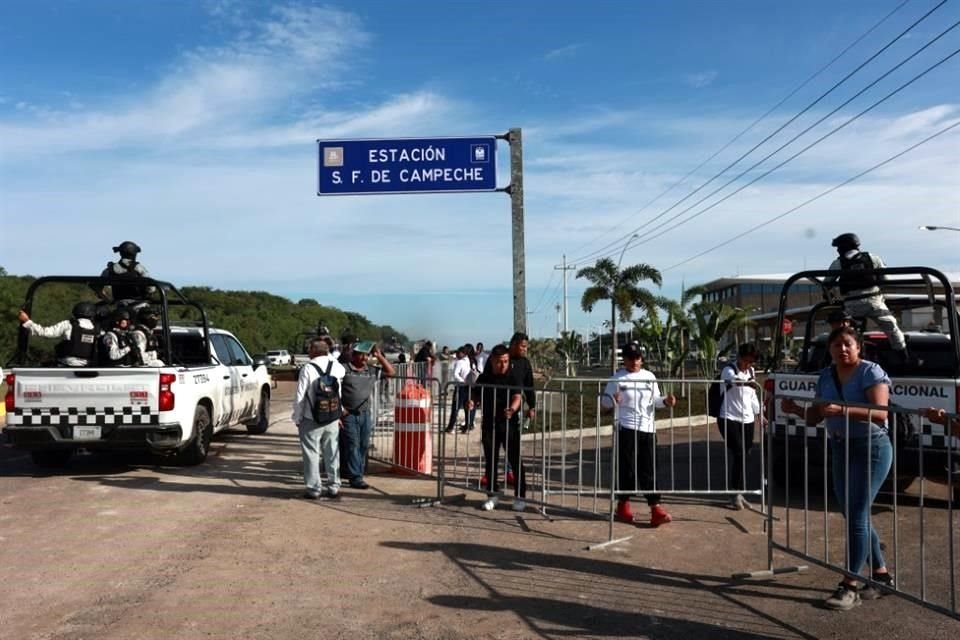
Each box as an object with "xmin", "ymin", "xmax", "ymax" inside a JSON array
[{"xmin": 317, "ymin": 136, "xmax": 497, "ymax": 195}]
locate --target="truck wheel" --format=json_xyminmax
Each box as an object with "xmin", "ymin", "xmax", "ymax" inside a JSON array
[
  {"xmin": 245, "ymin": 390, "xmax": 270, "ymax": 434},
  {"xmin": 176, "ymin": 405, "xmax": 212, "ymax": 466},
  {"xmin": 30, "ymin": 449, "xmax": 73, "ymax": 468}
]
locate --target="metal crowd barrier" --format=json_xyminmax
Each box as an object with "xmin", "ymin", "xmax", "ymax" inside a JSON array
[{"xmin": 761, "ymin": 391, "xmax": 958, "ymax": 620}]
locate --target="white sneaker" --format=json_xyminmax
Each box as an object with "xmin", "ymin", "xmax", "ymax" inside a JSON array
[
  {"xmin": 512, "ymin": 499, "xmax": 527, "ymax": 512},
  {"xmin": 481, "ymin": 496, "xmax": 499, "ymax": 511}
]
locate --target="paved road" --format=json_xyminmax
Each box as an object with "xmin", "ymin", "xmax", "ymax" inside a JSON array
[{"xmin": 2, "ymin": 383, "xmax": 959, "ymax": 639}]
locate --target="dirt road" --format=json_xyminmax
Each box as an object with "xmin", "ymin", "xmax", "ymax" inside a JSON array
[{"xmin": 2, "ymin": 383, "xmax": 958, "ymax": 639}]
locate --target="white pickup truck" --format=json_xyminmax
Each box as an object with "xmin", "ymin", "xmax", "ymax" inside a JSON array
[
  {"xmin": 2, "ymin": 276, "xmax": 273, "ymax": 468},
  {"xmin": 766, "ymin": 267, "xmax": 960, "ymax": 496}
]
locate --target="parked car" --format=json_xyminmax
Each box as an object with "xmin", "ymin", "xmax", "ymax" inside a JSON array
[{"xmin": 266, "ymin": 349, "xmax": 292, "ymax": 366}]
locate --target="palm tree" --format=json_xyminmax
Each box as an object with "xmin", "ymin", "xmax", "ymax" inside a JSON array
[
  {"xmin": 576, "ymin": 257, "xmax": 662, "ymax": 372},
  {"xmin": 690, "ymin": 302, "xmax": 748, "ymax": 376}
]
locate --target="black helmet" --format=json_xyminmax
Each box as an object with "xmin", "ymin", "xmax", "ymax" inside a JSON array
[
  {"xmin": 136, "ymin": 307, "xmax": 160, "ymax": 329},
  {"xmin": 112, "ymin": 241, "xmax": 141, "ymax": 259},
  {"xmin": 72, "ymin": 302, "xmax": 96, "ymax": 320},
  {"xmin": 111, "ymin": 307, "xmax": 132, "ymax": 325},
  {"xmin": 831, "ymin": 233, "xmax": 860, "ymax": 250}
]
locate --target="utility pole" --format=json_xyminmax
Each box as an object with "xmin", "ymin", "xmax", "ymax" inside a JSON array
[
  {"xmin": 554, "ymin": 254, "xmax": 577, "ymax": 337},
  {"xmin": 508, "ymin": 128, "xmax": 526, "ymax": 334}
]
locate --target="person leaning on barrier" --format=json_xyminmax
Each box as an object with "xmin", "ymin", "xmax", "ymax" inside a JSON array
[
  {"xmin": 507, "ymin": 332, "xmax": 536, "ymax": 424},
  {"xmin": 292, "ymin": 337, "xmax": 346, "ymax": 500},
  {"xmin": 780, "ymin": 325, "xmax": 895, "ymax": 610},
  {"xmin": 17, "ymin": 302, "xmax": 99, "ymax": 367},
  {"xmin": 924, "ymin": 407, "xmax": 960, "ymax": 439},
  {"xmin": 467, "ymin": 344, "xmax": 528, "ymax": 512},
  {"xmin": 716, "ymin": 343, "xmax": 763, "ymax": 510},
  {"xmin": 444, "ymin": 346, "xmax": 470, "ymax": 434},
  {"xmin": 601, "ymin": 342, "xmax": 677, "ymax": 528},
  {"xmin": 339, "ymin": 340, "xmax": 395, "ymax": 490},
  {"xmin": 824, "ymin": 233, "xmax": 907, "ymax": 360}
]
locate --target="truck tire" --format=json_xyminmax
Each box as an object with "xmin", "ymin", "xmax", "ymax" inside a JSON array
[
  {"xmin": 176, "ymin": 405, "xmax": 212, "ymax": 466},
  {"xmin": 30, "ymin": 449, "xmax": 73, "ymax": 468},
  {"xmin": 245, "ymin": 390, "xmax": 270, "ymax": 434}
]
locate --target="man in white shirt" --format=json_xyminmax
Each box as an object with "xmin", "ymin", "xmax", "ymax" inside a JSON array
[
  {"xmin": 444, "ymin": 347, "xmax": 471, "ymax": 433},
  {"xmin": 18, "ymin": 302, "xmax": 99, "ymax": 367},
  {"xmin": 601, "ymin": 342, "xmax": 677, "ymax": 527},
  {"xmin": 717, "ymin": 343, "xmax": 762, "ymax": 509},
  {"xmin": 474, "ymin": 342, "xmax": 488, "ymax": 373},
  {"xmin": 292, "ymin": 337, "xmax": 346, "ymax": 499}
]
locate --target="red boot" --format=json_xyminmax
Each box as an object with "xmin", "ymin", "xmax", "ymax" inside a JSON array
[
  {"xmin": 650, "ymin": 504, "xmax": 672, "ymax": 527},
  {"xmin": 615, "ymin": 499, "xmax": 635, "ymax": 523}
]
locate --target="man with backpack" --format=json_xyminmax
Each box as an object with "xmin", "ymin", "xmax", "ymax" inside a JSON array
[
  {"xmin": 710, "ymin": 343, "xmax": 762, "ymax": 510},
  {"xmin": 292, "ymin": 337, "xmax": 346, "ymax": 499}
]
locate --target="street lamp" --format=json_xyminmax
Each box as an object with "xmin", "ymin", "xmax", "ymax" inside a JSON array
[
  {"xmin": 919, "ymin": 225, "xmax": 960, "ymax": 232},
  {"xmin": 611, "ymin": 234, "xmax": 641, "ymax": 373}
]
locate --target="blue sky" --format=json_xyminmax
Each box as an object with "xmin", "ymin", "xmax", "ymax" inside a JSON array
[{"xmin": 1, "ymin": 0, "xmax": 958, "ymax": 349}]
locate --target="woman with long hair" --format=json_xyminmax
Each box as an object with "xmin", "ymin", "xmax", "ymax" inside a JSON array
[{"xmin": 781, "ymin": 326, "xmax": 894, "ymax": 610}]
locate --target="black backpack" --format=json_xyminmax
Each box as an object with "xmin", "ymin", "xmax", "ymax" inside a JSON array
[
  {"xmin": 309, "ymin": 361, "xmax": 342, "ymax": 423},
  {"xmin": 837, "ymin": 251, "xmax": 880, "ymax": 293},
  {"xmin": 707, "ymin": 363, "xmax": 740, "ymax": 418}
]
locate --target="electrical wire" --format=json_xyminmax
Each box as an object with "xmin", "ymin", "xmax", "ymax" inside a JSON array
[
  {"xmin": 622, "ymin": 40, "xmax": 960, "ymax": 251},
  {"xmin": 663, "ymin": 118, "xmax": 960, "ymax": 272},
  {"xmin": 569, "ymin": 0, "xmax": 948, "ymax": 266},
  {"xmin": 564, "ymin": 0, "xmax": 912, "ymax": 260}
]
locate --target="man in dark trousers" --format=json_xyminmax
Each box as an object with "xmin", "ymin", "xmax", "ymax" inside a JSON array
[
  {"xmin": 507, "ymin": 332, "xmax": 537, "ymax": 424},
  {"xmin": 468, "ymin": 345, "xmax": 528, "ymax": 513}
]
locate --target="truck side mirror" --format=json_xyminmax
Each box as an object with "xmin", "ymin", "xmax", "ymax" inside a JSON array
[{"xmin": 252, "ymin": 355, "xmax": 269, "ymax": 369}]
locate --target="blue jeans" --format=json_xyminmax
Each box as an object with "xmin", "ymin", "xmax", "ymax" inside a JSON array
[
  {"xmin": 830, "ymin": 431, "xmax": 893, "ymax": 575},
  {"xmin": 341, "ymin": 409, "xmax": 371, "ymax": 483},
  {"xmin": 298, "ymin": 418, "xmax": 341, "ymax": 495}
]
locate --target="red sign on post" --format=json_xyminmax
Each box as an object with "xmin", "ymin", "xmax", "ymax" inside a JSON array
[{"xmin": 782, "ymin": 318, "xmax": 794, "ymax": 334}]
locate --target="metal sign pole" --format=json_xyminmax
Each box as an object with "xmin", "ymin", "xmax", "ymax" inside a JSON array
[{"xmin": 508, "ymin": 128, "xmax": 526, "ymax": 334}]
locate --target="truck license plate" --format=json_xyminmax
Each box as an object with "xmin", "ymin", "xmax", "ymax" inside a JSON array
[{"xmin": 73, "ymin": 426, "xmax": 102, "ymax": 440}]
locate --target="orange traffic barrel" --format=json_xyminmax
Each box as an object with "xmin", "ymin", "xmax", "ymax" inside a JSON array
[{"xmin": 393, "ymin": 382, "xmax": 432, "ymax": 474}]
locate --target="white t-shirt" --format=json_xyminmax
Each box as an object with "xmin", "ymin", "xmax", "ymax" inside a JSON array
[
  {"xmin": 475, "ymin": 350, "xmax": 489, "ymax": 372},
  {"xmin": 451, "ymin": 356, "xmax": 471, "ymax": 384},
  {"xmin": 719, "ymin": 364, "xmax": 760, "ymax": 423},
  {"xmin": 600, "ymin": 368, "xmax": 666, "ymax": 433}
]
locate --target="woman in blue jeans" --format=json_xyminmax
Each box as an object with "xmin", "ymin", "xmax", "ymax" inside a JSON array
[{"xmin": 781, "ymin": 326, "xmax": 894, "ymax": 611}]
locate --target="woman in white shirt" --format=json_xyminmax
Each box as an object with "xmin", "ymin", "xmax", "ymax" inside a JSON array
[
  {"xmin": 717, "ymin": 343, "xmax": 762, "ymax": 510},
  {"xmin": 601, "ymin": 342, "xmax": 677, "ymax": 527}
]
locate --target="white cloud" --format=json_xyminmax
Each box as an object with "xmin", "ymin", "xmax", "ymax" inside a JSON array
[
  {"xmin": 544, "ymin": 43, "xmax": 584, "ymax": 60},
  {"xmin": 684, "ymin": 70, "xmax": 718, "ymax": 89},
  {"xmin": 0, "ymin": 4, "xmax": 370, "ymax": 157}
]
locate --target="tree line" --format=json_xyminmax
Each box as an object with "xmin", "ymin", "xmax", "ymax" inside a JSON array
[{"xmin": 0, "ymin": 267, "xmax": 409, "ymax": 363}]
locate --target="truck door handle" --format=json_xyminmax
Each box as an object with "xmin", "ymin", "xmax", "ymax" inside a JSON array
[
  {"xmin": 241, "ymin": 373, "xmax": 248, "ymax": 377},
  {"xmin": 74, "ymin": 371, "xmax": 100, "ymax": 378},
  {"xmin": 223, "ymin": 375, "xmax": 231, "ymax": 380}
]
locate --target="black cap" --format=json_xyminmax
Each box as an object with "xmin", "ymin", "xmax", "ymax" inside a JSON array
[
  {"xmin": 621, "ymin": 342, "xmax": 643, "ymax": 359},
  {"xmin": 831, "ymin": 233, "xmax": 860, "ymax": 249},
  {"xmin": 827, "ymin": 308, "xmax": 853, "ymax": 323}
]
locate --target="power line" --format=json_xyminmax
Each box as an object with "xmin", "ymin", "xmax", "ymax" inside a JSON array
[
  {"xmin": 663, "ymin": 119, "xmax": 960, "ymax": 272},
  {"xmin": 569, "ymin": 0, "xmax": 948, "ymax": 266},
  {"xmin": 622, "ymin": 40, "xmax": 960, "ymax": 251},
  {"xmin": 528, "ymin": 268, "xmax": 557, "ymax": 316},
  {"xmin": 564, "ymin": 0, "xmax": 912, "ymax": 261},
  {"xmin": 617, "ymin": 25, "xmax": 960, "ymax": 252}
]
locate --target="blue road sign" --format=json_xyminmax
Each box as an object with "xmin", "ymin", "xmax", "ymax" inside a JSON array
[{"xmin": 317, "ymin": 136, "xmax": 497, "ymax": 195}]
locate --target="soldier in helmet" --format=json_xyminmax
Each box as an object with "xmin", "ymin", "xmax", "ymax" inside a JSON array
[
  {"xmin": 101, "ymin": 307, "xmax": 138, "ymax": 366},
  {"xmin": 99, "ymin": 241, "xmax": 156, "ymax": 303},
  {"xmin": 131, "ymin": 307, "xmax": 164, "ymax": 366},
  {"xmin": 824, "ymin": 233, "xmax": 906, "ymax": 356},
  {"xmin": 18, "ymin": 302, "xmax": 100, "ymax": 367}
]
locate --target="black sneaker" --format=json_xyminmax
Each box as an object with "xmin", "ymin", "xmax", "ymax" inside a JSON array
[
  {"xmin": 351, "ymin": 480, "xmax": 370, "ymax": 490},
  {"xmin": 860, "ymin": 572, "xmax": 894, "ymax": 600},
  {"xmin": 302, "ymin": 491, "xmax": 320, "ymax": 500},
  {"xmin": 824, "ymin": 583, "xmax": 861, "ymax": 610}
]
